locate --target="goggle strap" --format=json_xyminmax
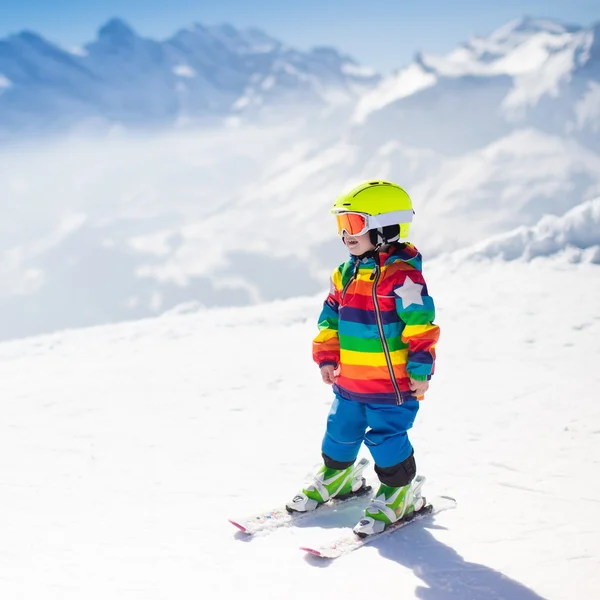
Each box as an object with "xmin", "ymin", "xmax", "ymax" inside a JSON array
[{"xmin": 368, "ymin": 209, "xmax": 414, "ymax": 228}]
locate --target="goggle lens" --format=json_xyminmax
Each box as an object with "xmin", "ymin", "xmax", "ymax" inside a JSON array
[{"xmin": 335, "ymin": 212, "xmax": 368, "ymax": 236}]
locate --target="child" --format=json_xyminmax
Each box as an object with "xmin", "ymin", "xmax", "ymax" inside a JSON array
[{"xmin": 286, "ymin": 180, "xmax": 440, "ymax": 537}]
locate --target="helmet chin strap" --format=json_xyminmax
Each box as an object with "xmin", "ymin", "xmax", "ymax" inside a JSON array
[
  {"xmin": 355, "ymin": 249, "xmax": 379, "ymax": 261},
  {"xmin": 355, "ymin": 230, "xmax": 384, "ymax": 261},
  {"xmin": 369, "ymin": 228, "xmax": 391, "ymax": 250},
  {"xmin": 354, "ymin": 227, "xmax": 403, "ymax": 261}
]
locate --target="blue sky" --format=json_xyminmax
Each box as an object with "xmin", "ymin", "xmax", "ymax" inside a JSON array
[{"xmin": 1, "ymin": 0, "xmax": 599, "ymax": 72}]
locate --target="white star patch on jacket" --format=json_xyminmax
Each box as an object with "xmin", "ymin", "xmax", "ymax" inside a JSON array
[{"xmin": 394, "ymin": 275, "xmax": 424, "ymax": 309}]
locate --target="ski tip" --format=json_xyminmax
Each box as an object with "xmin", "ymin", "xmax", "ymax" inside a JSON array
[
  {"xmin": 228, "ymin": 519, "xmax": 249, "ymax": 533},
  {"xmin": 300, "ymin": 546, "xmax": 323, "ymax": 557}
]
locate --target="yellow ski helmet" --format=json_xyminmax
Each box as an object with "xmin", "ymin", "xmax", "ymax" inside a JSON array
[{"xmin": 332, "ymin": 180, "xmax": 414, "ymax": 241}]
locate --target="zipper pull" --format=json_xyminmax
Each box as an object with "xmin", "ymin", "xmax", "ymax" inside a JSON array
[{"xmin": 369, "ymin": 267, "xmax": 377, "ymax": 281}]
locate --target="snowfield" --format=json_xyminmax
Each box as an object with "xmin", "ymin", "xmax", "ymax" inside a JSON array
[{"xmin": 0, "ymin": 252, "xmax": 598, "ymax": 599}]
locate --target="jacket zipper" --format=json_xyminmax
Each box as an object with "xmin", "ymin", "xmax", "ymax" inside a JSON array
[
  {"xmin": 371, "ymin": 265, "xmax": 403, "ymax": 405},
  {"xmin": 341, "ymin": 260, "xmax": 358, "ymax": 300}
]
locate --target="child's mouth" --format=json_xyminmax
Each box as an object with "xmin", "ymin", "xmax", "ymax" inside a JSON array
[{"xmin": 346, "ymin": 239, "xmax": 358, "ymax": 248}]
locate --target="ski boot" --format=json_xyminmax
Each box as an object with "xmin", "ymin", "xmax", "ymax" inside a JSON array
[
  {"xmin": 286, "ymin": 457, "xmax": 370, "ymax": 513},
  {"xmin": 353, "ymin": 474, "xmax": 426, "ymax": 537}
]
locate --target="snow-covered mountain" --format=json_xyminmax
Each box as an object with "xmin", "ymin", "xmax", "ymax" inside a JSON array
[
  {"xmin": 2, "ymin": 17, "xmax": 599, "ymax": 598},
  {"xmin": 3, "ymin": 16, "xmax": 598, "ymax": 145},
  {"xmin": 1, "ymin": 16, "xmax": 600, "ymax": 342},
  {"xmin": 353, "ymin": 17, "xmax": 600, "ymax": 154},
  {"xmin": 0, "ymin": 19, "xmax": 378, "ymax": 139}
]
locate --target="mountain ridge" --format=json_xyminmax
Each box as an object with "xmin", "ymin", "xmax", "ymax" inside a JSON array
[
  {"xmin": 0, "ymin": 17, "xmax": 379, "ymax": 139},
  {"xmin": 352, "ymin": 18, "xmax": 600, "ymax": 154}
]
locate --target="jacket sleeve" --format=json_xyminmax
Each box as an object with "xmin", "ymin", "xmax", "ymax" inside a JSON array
[
  {"xmin": 312, "ymin": 269, "xmax": 342, "ymax": 368},
  {"xmin": 394, "ymin": 269, "xmax": 440, "ymax": 381}
]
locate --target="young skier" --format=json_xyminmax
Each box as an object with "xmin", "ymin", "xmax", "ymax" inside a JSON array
[{"xmin": 287, "ymin": 180, "xmax": 440, "ymax": 537}]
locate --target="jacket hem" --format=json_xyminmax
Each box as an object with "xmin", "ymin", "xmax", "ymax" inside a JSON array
[{"xmin": 333, "ymin": 384, "xmax": 417, "ymax": 405}]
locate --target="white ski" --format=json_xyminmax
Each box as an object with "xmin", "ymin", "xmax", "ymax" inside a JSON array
[
  {"xmin": 229, "ymin": 458, "xmax": 373, "ymax": 535},
  {"xmin": 300, "ymin": 494, "xmax": 457, "ymax": 559}
]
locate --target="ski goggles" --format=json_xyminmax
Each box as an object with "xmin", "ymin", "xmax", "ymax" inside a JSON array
[{"xmin": 334, "ymin": 210, "xmax": 414, "ymax": 237}]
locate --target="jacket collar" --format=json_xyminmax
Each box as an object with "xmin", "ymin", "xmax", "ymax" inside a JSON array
[{"xmin": 352, "ymin": 243, "xmax": 416, "ymax": 267}]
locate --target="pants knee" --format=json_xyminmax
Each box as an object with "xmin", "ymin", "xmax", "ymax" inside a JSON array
[{"xmin": 374, "ymin": 451, "xmax": 416, "ymax": 487}]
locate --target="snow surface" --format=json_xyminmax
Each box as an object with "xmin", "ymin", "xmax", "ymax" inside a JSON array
[
  {"xmin": 448, "ymin": 198, "xmax": 600, "ymax": 263},
  {"xmin": 0, "ymin": 253, "xmax": 598, "ymax": 599}
]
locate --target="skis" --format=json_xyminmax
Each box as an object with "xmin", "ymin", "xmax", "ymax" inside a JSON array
[
  {"xmin": 229, "ymin": 458, "xmax": 373, "ymax": 535},
  {"xmin": 300, "ymin": 494, "xmax": 457, "ymax": 559},
  {"xmin": 229, "ymin": 458, "xmax": 456, "ymax": 557},
  {"xmin": 229, "ymin": 485, "xmax": 372, "ymax": 535}
]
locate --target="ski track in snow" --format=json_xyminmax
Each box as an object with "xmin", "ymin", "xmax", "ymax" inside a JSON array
[{"xmin": 0, "ymin": 258, "xmax": 599, "ymax": 599}]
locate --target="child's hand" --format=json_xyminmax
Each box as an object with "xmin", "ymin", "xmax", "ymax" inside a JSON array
[
  {"xmin": 409, "ymin": 378, "xmax": 429, "ymax": 397},
  {"xmin": 320, "ymin": 364, "xmax": 338, "ymax": 385}
]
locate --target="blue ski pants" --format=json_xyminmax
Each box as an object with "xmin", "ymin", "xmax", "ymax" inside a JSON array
[{"xmin": 321, "ymin": 393, "xmax": 419, "ymax": 468}]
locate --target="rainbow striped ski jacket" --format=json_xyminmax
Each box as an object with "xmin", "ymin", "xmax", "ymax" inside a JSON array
[{"xmin": 313, "ymin": 243, "xmax": 440, "ymax": 405}]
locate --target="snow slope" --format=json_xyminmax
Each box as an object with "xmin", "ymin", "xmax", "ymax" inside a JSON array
[
  {"xmin": 0, "ymin": 252, "xmax": 598, "ymax": 599},
  {"xmin": 449, "ymin": 197, "xmax": 600, "ymax": 263}
]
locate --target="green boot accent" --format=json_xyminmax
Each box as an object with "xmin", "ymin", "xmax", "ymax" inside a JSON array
[
  {"xmin": 353, "ymin": 475, "xmax": 426, "ymax": 537},
  {"xmin": 303, "ymin": 464, "xmax": 357, "ymax": 504},
  {"xmin": 365, "ymin": 483, "xmax": 412, "ymax": 525},
  {"xmin": 286, "ymin": 458, "xmax": 370, "ymax": 513}
]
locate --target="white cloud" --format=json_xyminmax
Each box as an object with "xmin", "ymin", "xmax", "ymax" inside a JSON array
[
  {"xmin": 173, "ymin": 65, "xmax": 196, "ymax": 78},
  {"xmin": 0, "ymin": 74, "xmax": 12, "ymax": 93}
]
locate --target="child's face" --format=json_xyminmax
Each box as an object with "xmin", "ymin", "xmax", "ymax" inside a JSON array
[{"xmin": 342, "ymin": 231, "xmax": 375, "ymax": 256}]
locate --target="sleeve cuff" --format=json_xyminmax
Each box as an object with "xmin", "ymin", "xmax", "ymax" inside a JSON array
[
  {"xmin": 407, "ymin": 373, "xmax": 431, "ymax": 381},
  {"xmin": 319, "ymin": 361, "xmax": 338, "ymax": 368}
]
